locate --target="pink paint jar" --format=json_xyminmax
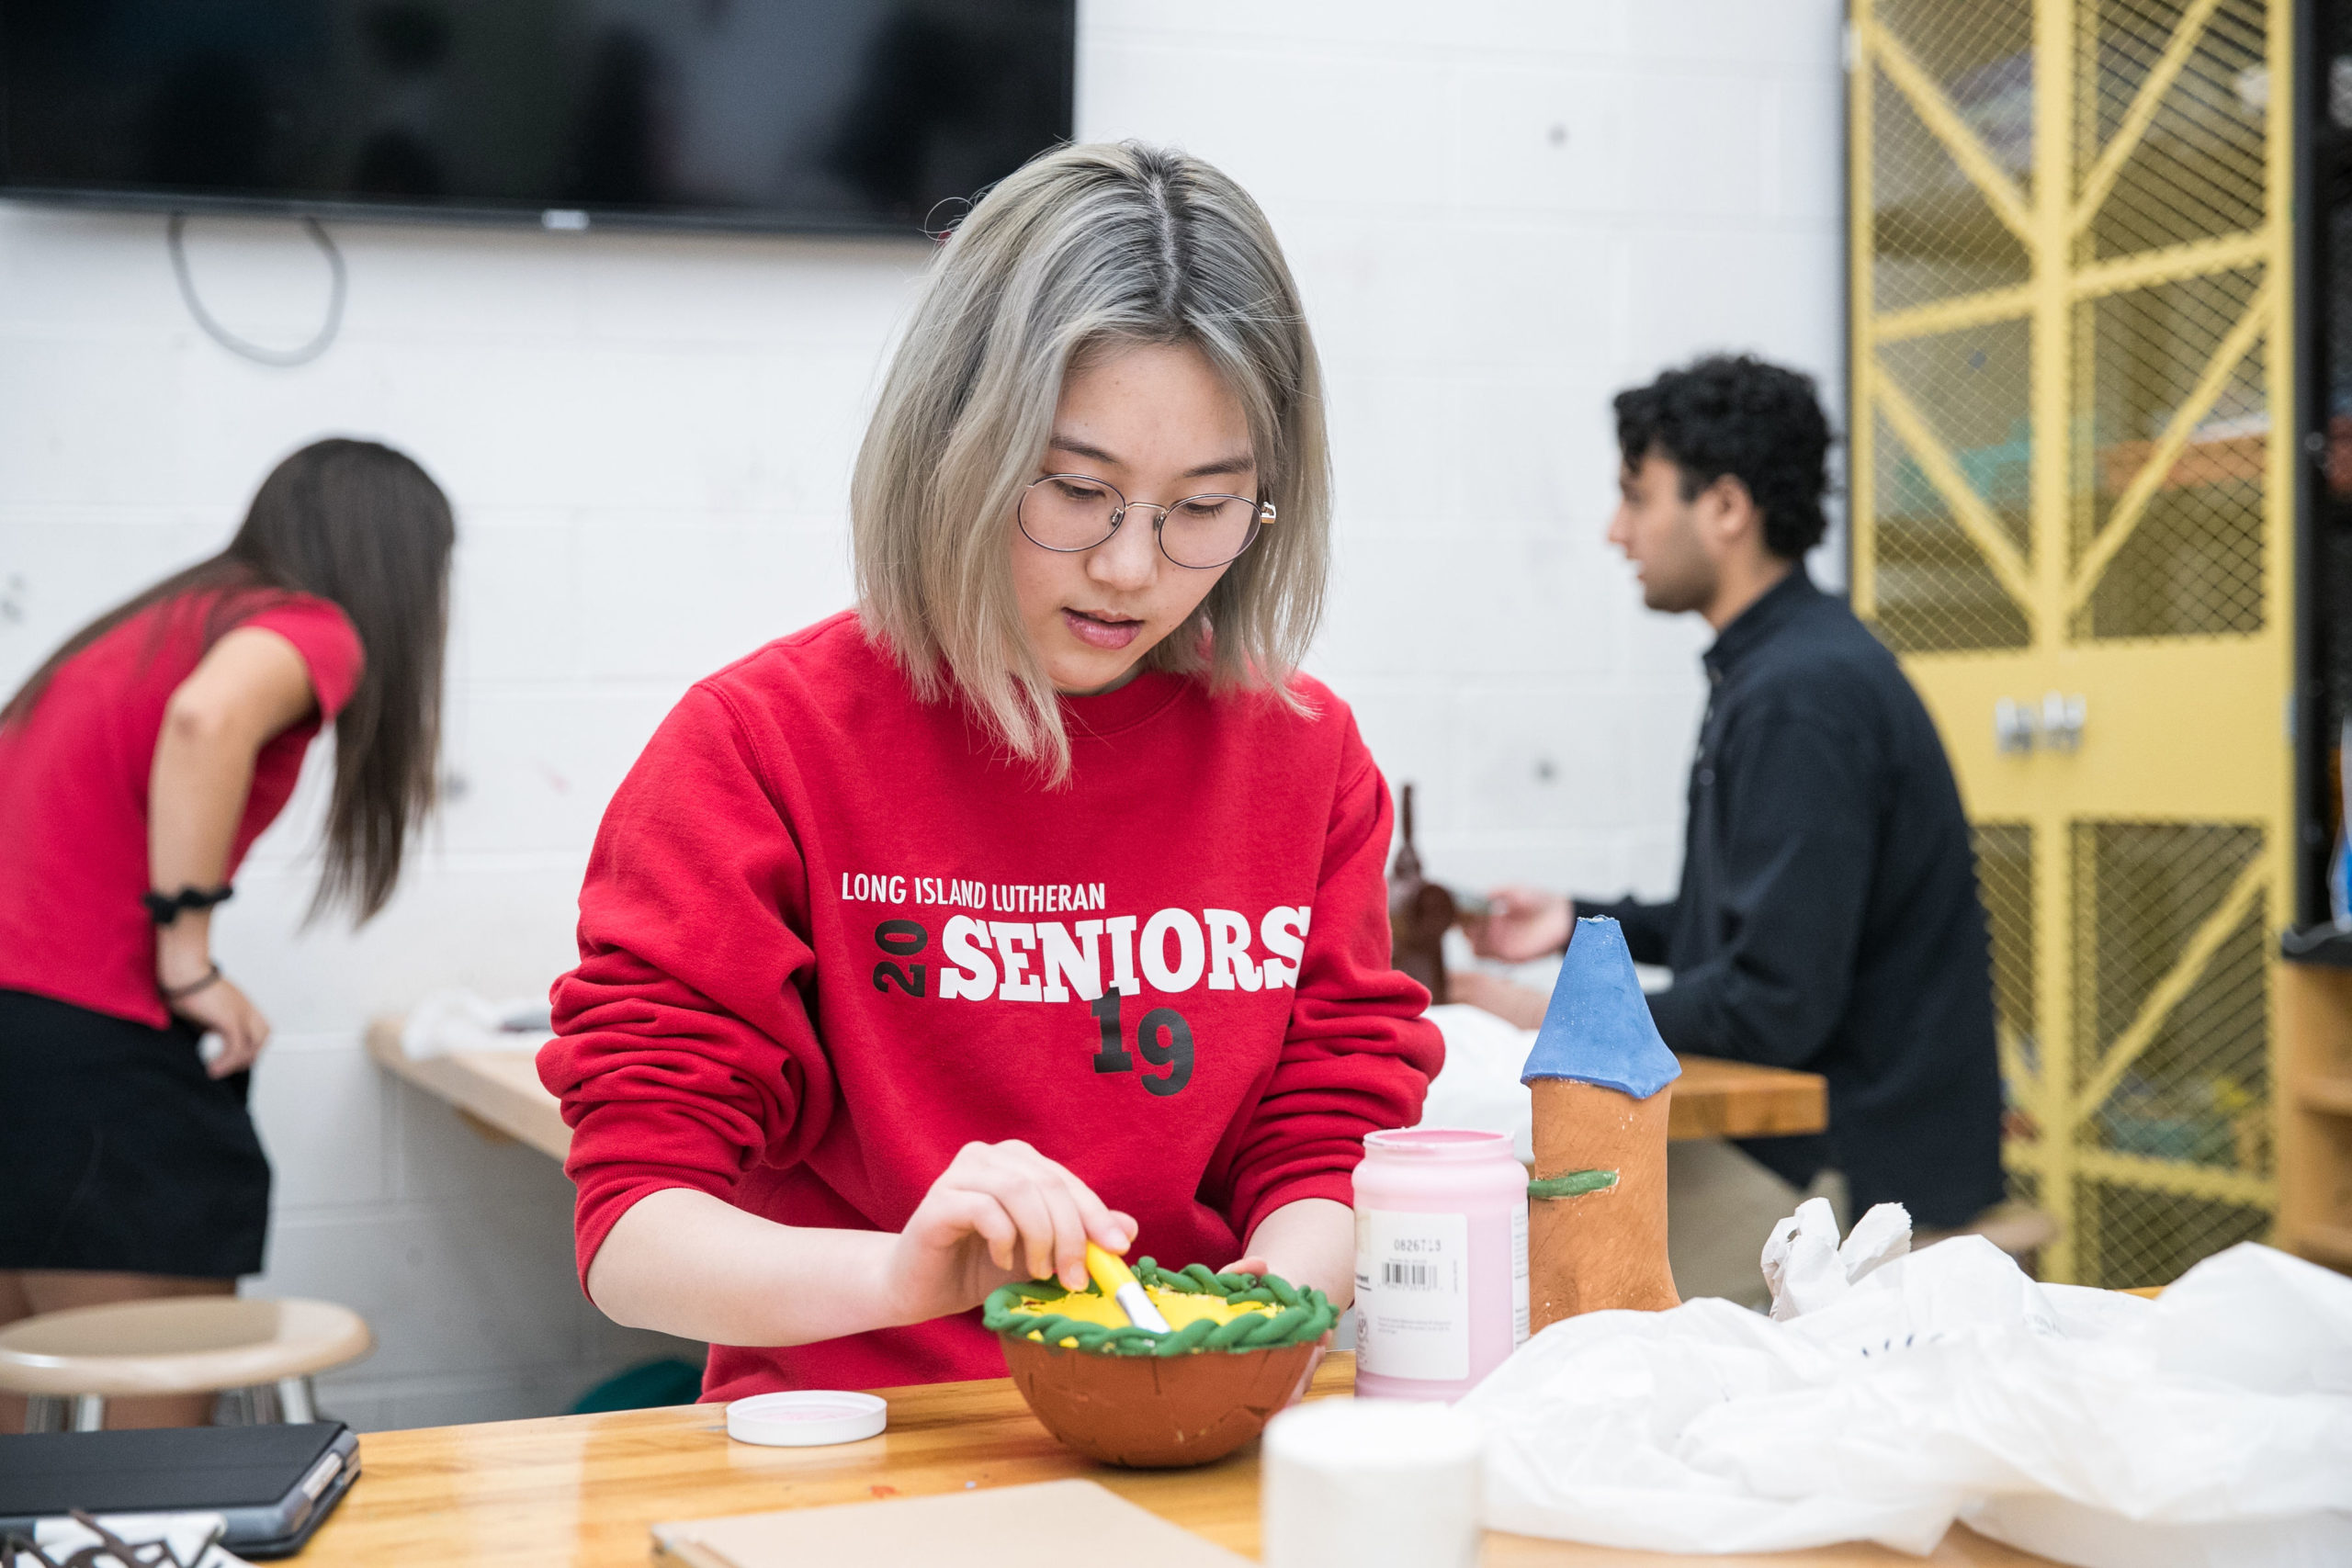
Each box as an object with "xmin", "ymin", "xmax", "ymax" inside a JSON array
[{"xmin": 1351, "ymin": 1128, "xmax": 1529, "ymax": 1401}]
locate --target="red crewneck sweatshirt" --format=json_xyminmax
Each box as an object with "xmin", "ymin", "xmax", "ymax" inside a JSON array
[{"xmin": 541, "ymin": 612, "xmax": 1441, "ymax": 1400}]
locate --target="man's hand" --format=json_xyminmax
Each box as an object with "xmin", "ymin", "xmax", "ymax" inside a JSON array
[
  {"xmin": 1468, "ymin": 886, "xmax": 1574, "ymax": 962},
  {"xmin": 882, "ymin": 1141, "xmax": 1136, "ymax": 1326},
  {"xmin": 1446, "ymin": 968, "xmax": 1552, "ymax": 1029}
]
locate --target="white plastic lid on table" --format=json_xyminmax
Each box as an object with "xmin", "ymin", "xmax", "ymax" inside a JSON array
[{"xmin": 725, "ymin": 1390, "xmax": 888, "ymax": 1447}]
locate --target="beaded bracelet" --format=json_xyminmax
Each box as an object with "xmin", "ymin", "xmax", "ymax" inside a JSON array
[
  {"xmin": 160, "ymin": 963, "xmax": 224, "ymax": 1003},
  {"xmin": 144, "ymin": 885, "xmax": 235, "ymax": 926}
]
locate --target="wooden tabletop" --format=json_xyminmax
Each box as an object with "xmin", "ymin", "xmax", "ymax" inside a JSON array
[
  {"xmin": 367, "ymin": 1018, "xmax": 571, "ymax": 1161},
  {"xmin": 366, "ymin": 1018, "xmax": 1826, "ymax": 1160},
  {"xmin": 305, "ymin": 1352, "xmax": 2048, "ymax": 1567},
  {"xmin": 1667, "ymin": 1055, "xmax": 1826, "ymax": 1139}
]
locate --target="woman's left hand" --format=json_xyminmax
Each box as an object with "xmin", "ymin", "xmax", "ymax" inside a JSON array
[
  {"xmin": 1221, "ymin": 1247, "xmax": 1336, "ymax": 1410},
  {"xmin": 169, "ymin": 971, "xmax": 272, "ymax": 1078},
  {"xmin": 1221, "ymin": 1196, "xmax": 1357, "ymax": 1310}
]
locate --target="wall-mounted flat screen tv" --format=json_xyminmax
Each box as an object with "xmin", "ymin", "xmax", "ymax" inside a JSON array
[{"xmin": 0, "ymin": 0, "xmax": 1075, "ymax": 234}]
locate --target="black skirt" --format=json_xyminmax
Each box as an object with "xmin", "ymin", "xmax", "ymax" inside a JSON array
[{"xmin": 0, "ymin": 988, "xmax": 271, "ymax": 1278}]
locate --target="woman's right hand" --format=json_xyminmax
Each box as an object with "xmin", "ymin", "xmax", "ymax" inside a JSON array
[
  {"xmin": 883, "ymin": 1140, "xmax": 1136, "ymax": 1326},
  {"xmin": 168, "ymin": 971, "xmax": 272, "ymax": 1078}
]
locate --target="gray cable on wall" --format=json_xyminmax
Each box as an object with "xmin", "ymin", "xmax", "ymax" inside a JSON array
[{"xmin": 167, "ymin": 212, "xmax": 346, "ymax": 367}]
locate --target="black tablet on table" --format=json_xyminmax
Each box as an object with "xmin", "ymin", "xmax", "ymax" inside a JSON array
[{"xmin": 0, "ymin": 1422, "xmax": 357, "ymax": 1559}]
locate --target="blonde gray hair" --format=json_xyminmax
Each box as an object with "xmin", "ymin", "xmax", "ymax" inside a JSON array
[{"xmin": 852, "ymin": 140, "xmax": 1329, "ymax": 782}]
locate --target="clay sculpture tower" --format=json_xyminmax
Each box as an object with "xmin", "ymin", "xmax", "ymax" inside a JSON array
[
  {"xmin": 1521, "ymin": 917, "xmax": 1681, "ymax": 1328},
  {"xmin": 1386, "ymin": 784, "xmax": 1456, "ymax": 1004}
]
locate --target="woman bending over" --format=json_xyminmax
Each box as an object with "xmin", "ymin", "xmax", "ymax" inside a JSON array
[{"xmin": 0, "ymin": 438, "xmax": 453, "ymax": 1426}]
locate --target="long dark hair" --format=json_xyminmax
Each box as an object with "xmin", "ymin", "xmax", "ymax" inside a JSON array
[{"xmin": 2, "ymin": 439, "xmax": 456, "ymax": 922}]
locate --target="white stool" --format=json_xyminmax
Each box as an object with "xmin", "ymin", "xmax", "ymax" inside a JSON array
[
  {"xmin": 0, "ymin": 1297, "xmax": 372, "ymax": 1432},
  {"xmin": 1917, "ymin": 1201, "xmax": 2063, "ymax": 1272}
]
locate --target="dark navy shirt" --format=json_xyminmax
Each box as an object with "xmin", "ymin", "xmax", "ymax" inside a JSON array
[{"xmin": 1578, "ymin": 568, "xmax": 2005, "ymax": 1227}]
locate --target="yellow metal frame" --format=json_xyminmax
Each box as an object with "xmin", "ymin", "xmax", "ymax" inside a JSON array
[{"xmin": 1849, "ymin": 0, "xmax": 2294, "ymax": 1281}]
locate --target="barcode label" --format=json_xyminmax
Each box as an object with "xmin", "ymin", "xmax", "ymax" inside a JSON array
[
  {"xmin": 1354, "ymin": 1209, "xmax": 1469, "ymax": 1382},
  {"xmin": 1381, "ymin": 1260, "xmax": 1442, "ymax": 1291}
]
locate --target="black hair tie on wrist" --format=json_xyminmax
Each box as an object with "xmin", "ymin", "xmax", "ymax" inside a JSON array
[
  {"xmin": 161, "ymin": 963, "xmax": 224, "ymax": 1003},
  {"xmin": 144, "ymin": 885, "xmax": 234, "ymax": 925}
]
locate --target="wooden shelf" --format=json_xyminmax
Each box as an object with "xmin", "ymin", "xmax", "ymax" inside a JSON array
[
  {"xmin": 2280, "ymin": 961, "xmax": 2352, "ymax": 1278},
  {"xmin": 2290, "ymin": 1223, "xmax": 2352, "ymax": 1271},
  {"xmin": 2298, "ymin": 1074, "xmax": 2352, "ymax": 1117},
  {"xmin": 2098, "ymin": 430, "xmax": 2266, "ymax": 494},
  {"xmin": 364, "ymin": 1017, "xmax": 571, "ymax": 1162}
]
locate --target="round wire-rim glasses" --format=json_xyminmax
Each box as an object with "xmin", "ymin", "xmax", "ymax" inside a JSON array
[{"xmin": 1017, "ymin": 473, "xmax": 1276, "ymax": 570}]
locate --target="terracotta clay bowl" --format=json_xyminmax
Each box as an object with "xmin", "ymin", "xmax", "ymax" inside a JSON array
[
  {"xmin": 1001, "ymin": 1331, "xmax": 1323, "ymax": 1468},
  {"xmin": 986, "ymin": 1262, "xmax": 1334, "ymax": 1469}
]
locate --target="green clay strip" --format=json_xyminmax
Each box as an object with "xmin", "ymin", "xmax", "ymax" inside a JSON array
[
  {"xmin": 1528, "ymin": 1168, "xmax": 1621, "ymax": 1200},
  {"xmin": 1254, "ymin": 1303, "xmax": 1313, "ymax": 1342},
  {"xmin": 1153, "ymin": 1318, "xmax": 1216, "ymax": 1357},
  {"xmin": 1204, "ymin": 1314, "xmax": 1262, "ymax": 1349},
  {"xmin": 983, "ymin": 1260, "xmax": 1332, "ymax": 1356}
]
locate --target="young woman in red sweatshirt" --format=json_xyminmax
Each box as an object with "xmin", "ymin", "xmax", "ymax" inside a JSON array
[
  {"xmin": 0, "ymin": 438, "xmax": 452, "ymax": 1426},
  {"xmin": 541, "ymin": 141, "xmax": 1442, "ymax": 1398}
]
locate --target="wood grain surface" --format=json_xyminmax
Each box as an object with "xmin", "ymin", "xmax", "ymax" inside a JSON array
[
  {"xmin": 365, "ymin": 1018, "xmax": 571, "ymax": 1161},
  {"xmin": 1667, "ymin": 1055, "xmax": 1829, "ymax": 1139},
  {"xmin": 2281, "ymin": 960, "xmax": 2352, "ymax": 1273},
  {"xmin": 306, "ymin": 1353, "xmax": 2055, "ymax": 1567},
  {"xmin": 366, "ymin": 1019, "xmax": 1829, "ymax": 1159}
]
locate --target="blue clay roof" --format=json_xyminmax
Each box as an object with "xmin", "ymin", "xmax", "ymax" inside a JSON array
[{"xmin": 1518, "ymin": 916, "xmax": 1683, "ymax": 1099}]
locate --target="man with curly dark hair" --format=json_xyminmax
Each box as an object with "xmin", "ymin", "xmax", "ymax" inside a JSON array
[{"xmin": 1464, "ymin": 354, "xmax": 2006, "ymax": 1273}]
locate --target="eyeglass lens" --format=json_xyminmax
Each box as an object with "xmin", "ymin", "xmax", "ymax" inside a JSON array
[{"xmin": 1020, "ymin": 476, "xmax": 1261, "ymax": 568}]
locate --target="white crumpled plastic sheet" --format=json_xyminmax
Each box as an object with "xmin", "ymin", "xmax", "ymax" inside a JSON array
[{"xmin": 1455, "ymin": 1229, "xmax": 2352, "ymax": 1566}]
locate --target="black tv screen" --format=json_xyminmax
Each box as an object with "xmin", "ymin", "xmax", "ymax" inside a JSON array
[{"xmin": 0, "ymin": 0, "xmax": 1074, "ymax": 233}]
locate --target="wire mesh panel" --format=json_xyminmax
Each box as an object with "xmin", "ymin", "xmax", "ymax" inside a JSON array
[
  {"xmin": 1977, "ymin": 822, "xmax": 2039, "ymax": 1078},
  {"xmin": 2079, "ymin": 1179, "xmax": 2273, "ymax": 1287},
  {"xmin": 2080, "ymin": 0, "xmax": 2271, "ymax": 263},
  {"xmin": 1871, "ymin": 412, "xmax": 2035, "ymax": 651},
  {"xmin": 1871, "ymin": 0, "xmax": 2036, "ymax": 312},
  {"xmin": 2071, "ymin": 823, "xmax": 2270, "ymax": 1164},
  {"xmin": 1882, "ymin": 321, "xmax": 2036, "ymax": 549},
  {"xmin": 1852, "ymin": 0, "xmax": 2291, "ymax": 1286},
  {"xmin": 2074, "ymin": 267, "xmax": 2270, "ymax": 639}
]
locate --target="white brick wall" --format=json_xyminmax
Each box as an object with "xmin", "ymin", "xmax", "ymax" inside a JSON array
[{"xmin": 0, "ymin": 0, "xmax": 1844, "ymax": 1427}]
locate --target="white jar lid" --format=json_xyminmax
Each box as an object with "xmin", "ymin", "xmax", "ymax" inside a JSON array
[{"xmin": 725, "ymin": 1390, "xmax": 888, "ymax": 1447}]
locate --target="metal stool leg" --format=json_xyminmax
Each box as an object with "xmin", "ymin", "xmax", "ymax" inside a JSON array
[
  {"xmin": 275, "ymin": 1376, "xmax": 316, "ymax": 1424},
  {"xmin": 23, "ymin": 1395, "xmax": 63, "ymax": 1434},
  {"xmin": 70, "ymin": 1394, "xmax": 105, "ymax": 1432}
]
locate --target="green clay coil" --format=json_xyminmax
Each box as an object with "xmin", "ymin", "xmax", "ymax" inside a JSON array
[
  {"xmin": 982, "ymin": 1259, "xmax": 1335, "ymax": 1357},
  {"xmin": 1527, "ymin": 1168, "xmax": 1621, "ymax": 1200}
]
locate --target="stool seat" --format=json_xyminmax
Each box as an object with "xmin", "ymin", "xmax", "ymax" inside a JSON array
[
  {"xmin": 1917, "ymin": 1201, "xmax": 2062, "ymax": 1261},
  {"xmin": 0, "ymin": 1298, "xmax": 372, "ymax": 1399}
]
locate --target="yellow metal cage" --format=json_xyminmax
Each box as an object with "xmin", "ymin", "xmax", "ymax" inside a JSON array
[{"xmin": 1849, "ymin": 0, "xmax": 2294, "ymax": 1284}]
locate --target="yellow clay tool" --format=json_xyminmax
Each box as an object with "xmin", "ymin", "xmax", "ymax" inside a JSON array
[{"xmin": 1084, "ymin": 1242, "xmax": 1172, "ymax": 1333}]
